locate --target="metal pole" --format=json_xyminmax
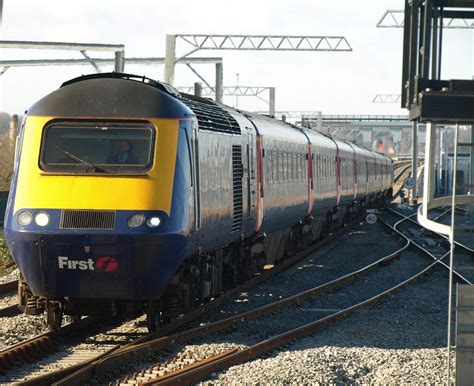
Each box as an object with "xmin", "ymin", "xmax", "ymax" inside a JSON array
[
  {"xmin": 235, "ymin": 73, "xmax": 239, "ymax": 108},
  {"xmin": 411, "ymin": 121, "xmax": 418, "ymax": 204},
  {"xmin": 470, "ymin": 125, "xmax": 474, "ymax": 195},
  {"xmin": 269, "ymin": 87, "xmax": 276, "ymax": 117},
  {"xmin": 215, "ymin": 62, "xmax": 223, "ymax": 103},
  {"xmin": 114, "ymin": 50, "xmax": 125, "ymax": 72},
  {"xmin": 436, "ymin": 126, "xmax": 441, "ymax": 196},
  {"xmin": 164, "ymin": 34, "xmax": 176, "ymax": 84},
  {"xmin": 447, "ymin": 123, "xmax": 459, "ymax": 385},
  {"xmin": 0, "ymin": 0, "xmax": 3, "ymax": 29},
  {"xmin": 422, "ymin": 122, "xmax": 436, "ymax": 216},
  {"xmin": 194, "ymin": 82, "xmax": 202, "ymax": 97},
  {"xmin": 439, "ymin": 129, "xmax": 444, "ymax": 195}
]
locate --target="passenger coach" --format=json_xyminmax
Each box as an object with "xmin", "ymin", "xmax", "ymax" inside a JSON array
[{"xmin": 5, "ymin": 73, "xmax": 392, "ymax": 330}]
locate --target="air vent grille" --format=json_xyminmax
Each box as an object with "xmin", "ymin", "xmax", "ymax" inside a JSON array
[
  {"xmin": 60, "ymin": 210, "xmax": 116, "ymax": 230},
  {"xmin": 179, "ymin": 96, "xmax": 241, "ymax": 134},
  {"xmin": 232, "ymin": 145, "xmax": 243, "ymax": 232}
]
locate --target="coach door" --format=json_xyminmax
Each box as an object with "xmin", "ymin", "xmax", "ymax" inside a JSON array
[
  {"xmin": 243, "ymin": 126, "xmax": 257, "ymax": 236},
  {"xmin": 191, "ymin": 123, "xmax": 201, "ymax": 235}
]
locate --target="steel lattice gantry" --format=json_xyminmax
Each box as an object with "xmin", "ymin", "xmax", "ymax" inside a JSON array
[
  {"xmin": 177, "ymin": 85, "xmax": 276, "ymax": 115},
  {"xmin": 0, "ymin": 57, "xmax": 223, "ymax": 76},
  {"xmin": 0, "ymin": 40, "xmax": 126, "ymax": 72},
  {"xmin": 164, "ymin": 34, "xmax": 352, "ymax": 103},
  {"xmin": 377, "ymin": 9, "xmax": 474, "ymax": 28},
  {"xmin": 175, "ymin": 34, "xmax": 352, "ymax": 52},
  {"xmin": 377, "ymin": 4, "xmax": 474, "ymax": 203},
  {"xmin": 372, "ymin": 94, "xmax": 402, "ymax": 103},
  {"xmin": 400, "ymin": 1, "xmax": 474, "ymax": 383}
]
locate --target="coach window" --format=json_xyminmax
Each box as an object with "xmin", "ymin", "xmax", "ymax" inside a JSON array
[
  {"xmin": 266, "ymin": 149, "xmax": 272, "ymax": 184},
  {"xmin": 292, "ymin": 152, "xmax": 296, "ymax": 181},
  {"xmin": 301, "ymin": 153, "xmax": 305, "ymax": 180},
  {"xmin": 323, "ymin": 155, "xmax": 326, "ymax": 178},
  {"xmin": 180, "ymin": 129, "xmax": 193, "ymax": 185},
  {"xmin": 277, "ymin": 151, "xmax": 281, "ymax": 182},
  {"xmin": 280, "ymin": 151, "xmax": 283, "ymax": 182},
  {"xmin": 289, "ymin": 152, "xmax": 293, "ymax": 181}
]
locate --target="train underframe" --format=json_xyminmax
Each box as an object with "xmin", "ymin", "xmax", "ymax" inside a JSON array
[{"xmin": 17, "ymin": 193, "xmax": 388, "ymax": 331}]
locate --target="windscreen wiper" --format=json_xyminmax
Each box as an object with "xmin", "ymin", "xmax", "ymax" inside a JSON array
[{"xmin": 55, "ymin": 146, "xmax": 112, "ymax": 173}]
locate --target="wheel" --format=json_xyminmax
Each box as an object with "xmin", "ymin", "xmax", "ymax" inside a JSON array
[
  {"xmin": 46, "ymin": 303, "xmax": 63, "ymax": 331},
  {"xmin": 146, "ymin": 302, "xmax": 159, "ymax": 333}
]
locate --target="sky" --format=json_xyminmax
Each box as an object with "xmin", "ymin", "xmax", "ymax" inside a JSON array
[{"xmin": 0, "ymin": 0, "xmax": 473, "ymax": 116}]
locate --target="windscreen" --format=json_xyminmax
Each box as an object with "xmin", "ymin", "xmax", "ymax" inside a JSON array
[{"xmin": 40, "ymin": 121, "xmax": 155, "ymax": 174}]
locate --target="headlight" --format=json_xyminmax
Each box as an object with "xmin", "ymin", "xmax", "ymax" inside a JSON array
[
  {"xmin": 146, "ymin": 216, "xmax": 161, "ymax": 228},
  {"xmin": 17, "ymin": 211, "xmax": 33, "ymax": 226},
  {"xmin": 127, "ymin": 213, "xmax": 145, "ymax": 228},
  {"xmin": 34, "ymin": 212, "xmax": 50, "ymax": 227}
]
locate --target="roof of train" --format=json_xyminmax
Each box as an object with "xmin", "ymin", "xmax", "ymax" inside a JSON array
[{"xmin": 32, "ymin": 72, "xmax": 393, "ymax": 163}]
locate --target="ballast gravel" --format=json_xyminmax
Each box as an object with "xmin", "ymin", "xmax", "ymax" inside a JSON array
[
  {"xmin": 1, "ymin": 315, "xmax": 147, "ymax": 385},
  {"xmin": 0, "ymin": 314, "xmax": 48, "ymax": 350},
  {"xmin": 199, "ymin": 233, "xmax": 454, "ymax": 384},
  {"xmin": 193, "ymin": 221, "xmax": 403, "ymax": 327},
  {"xmin": 1, "ymin": 221, "xmax": 457, "ymax": 384},
  {"xmin": 0, "ymin": 267, "xmax": 19, "ymax": 284}
]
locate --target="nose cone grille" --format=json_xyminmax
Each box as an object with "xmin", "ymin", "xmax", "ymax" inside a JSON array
[{"xmin": 60, "ymin": 210, "xmax": 116, "ymax": 230}]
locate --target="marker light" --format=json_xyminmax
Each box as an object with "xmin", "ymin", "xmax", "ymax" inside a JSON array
[
  {"xmin": 127, "ymin": 213, "xmax": 145, "ymax": 228},
  {"xmin": 34, "ymin": 212, "xmax": 50, "ymax": 227},
  {"xmin": 17, "ymin": 211, "xmax": 33, "ymax": 226},
  {"xmin": 146, "ymin": 216, "xmax": 161, "ymax": 228}
]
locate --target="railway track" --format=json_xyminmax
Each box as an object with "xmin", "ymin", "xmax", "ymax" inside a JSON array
[
  {"xmin": 392, "ymin": 161, "xmax": 420, "ymax": 200},
  {"xmin": 4, "ymin": 205, "xmax": 428, "ymax": 384},
  {"xmin": 0, "ymin": 315, "xmax": 147, "ymax": 384},
  {"xmin": 57, "ymin": 222, "xmax": 445, "ymax": 385},
  {"xmin": 0, "ymin": 280, "xmax": 21, "ymax": 318},
  {"xmin": 0, "ymin": 280, "xmax": 18, "ymax": 293},
  {"xmin": 0, "ymin": 220, "xmax": 360, "ymax": 385},
  {"xmin": 380, "ymin": 207, "xmax": 473, "ymax": 284},
  {"xmin": 46, "ymin": 223, "xmax": 417, "ymax": 384}
]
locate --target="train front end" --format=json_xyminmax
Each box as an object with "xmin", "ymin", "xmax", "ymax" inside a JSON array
[{"xmin": 4, "ymin": 74, "xmax": 194, "ymax": 325}]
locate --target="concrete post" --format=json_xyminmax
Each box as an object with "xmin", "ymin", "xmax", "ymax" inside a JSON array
[
  {"xmin": 215, "ymin": 62, "xmax": 223, "ymax": 103},
  {"xmin": 194, "ymin": 82, "xmax": 202, "ymax": 97},
  {"xmin": 410, "ymin": 121, "xmax": 418, "ymax": 204},
  {"xmin": 422, "ymin": 122, "xmax": 436, "ymax": 216},
  {"xmin": 164, "ymin": 35, "xmax": 176, "ymax": 84},
  {"xmin": 269, "ymin": 87, "xmax": 276, "ymax": 117},
  {"xmin": 114, "ymin": 50, "xmax": 125, "ymax": 73},
  {"xmin": 282, "ymin": 115, "xmax": 287, "ymax": 123},
  {"xmin": 317, "ymin": 112, "xmax": 322, "ymax": 132}
]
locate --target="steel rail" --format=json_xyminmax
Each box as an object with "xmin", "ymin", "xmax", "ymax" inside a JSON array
[
  {"xmin": 136, "ymin": 257, "xmax": 439, "ymax": 385},
  {"xmin": 0, "ymin": 279, "xmax": 17, "ymax": 293},
  {"xmin": 0, "ymin": 280, "xmax": 21, "ymax": 318},
  {"xmin": 394, "ymin": 164, "xmax": 412, "ymax": 183},
  {"xmin": 379, "ymin": 210, "xmax": 472, "ymax": 284},
  {"xmin": 388, "ymin": 207, "xmax": 474, "ymax": 253},
  {"xmin": 18, "ymin": 222, "xmax": 358, "ymax": 385},
  {"xmin": 0, "ymin": 303, "xmax": 20, "ymax": 317},
  {"xmin": 392, "ymin": 163, "xmax": 423, "ymax": 200},
  {"xmin": 56, "ymin": 224, "xmax": 408, "ymax": 385},
  {"xmin": 0, "ymin": 317, "xmax": 97, "ymax": 374}
]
